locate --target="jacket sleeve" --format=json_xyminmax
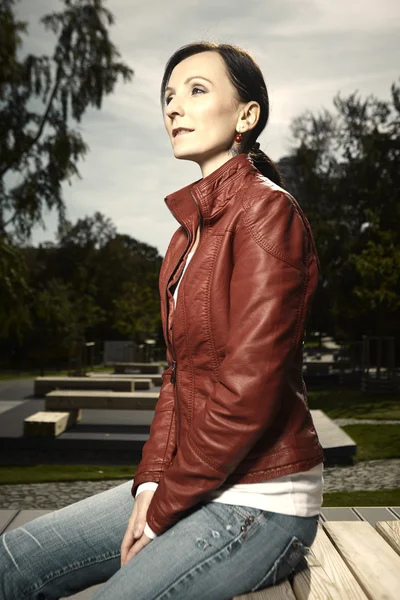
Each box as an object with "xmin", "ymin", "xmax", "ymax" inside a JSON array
[
  {"xmin": 145, "ymin": 190, "xmax": 319, "ymax": 536},
  {"xmin": 131, "ymin": 345, "xmax": 177, "ymax": 497}
]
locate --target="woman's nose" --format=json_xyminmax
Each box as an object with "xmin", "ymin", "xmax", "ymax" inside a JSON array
[{"xmin": 166, "ymin": 96, "xmax": 184, "ymax": 118}]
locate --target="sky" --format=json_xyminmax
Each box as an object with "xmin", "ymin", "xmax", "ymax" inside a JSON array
[{"xmin": 15, "ymin": 0, "xmax": 400, "ymax": 256}]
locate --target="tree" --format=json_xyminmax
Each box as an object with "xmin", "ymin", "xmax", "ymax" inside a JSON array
[
  {"xmin": 0, "ymin": 235, "xmax": 30, "ymax": 339},
  {"xmin": 113, "ymin": 280, "xmax": 161, "ymax": 343},
  {"xmin": 283, "ymin": 79, "xmax": 400, "ymax": 340},
  {"xmin": 0, "ymin": 0, "xmax": 133, "ymax": 240}
]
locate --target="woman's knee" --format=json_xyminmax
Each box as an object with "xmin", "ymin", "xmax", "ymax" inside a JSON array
[{"xmin": 0, "ymin": 529, "xmax": 31, "ymax": 599}]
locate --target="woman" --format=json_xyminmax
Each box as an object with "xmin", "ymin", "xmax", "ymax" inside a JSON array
[{"xmin": 0, "ymin": 42, "xmax": 325, "ymax": 600}]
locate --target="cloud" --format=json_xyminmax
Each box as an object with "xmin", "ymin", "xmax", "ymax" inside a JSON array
[{"xmin": 14, "ymin": 0, "xmax": 400, "ymax": 255}]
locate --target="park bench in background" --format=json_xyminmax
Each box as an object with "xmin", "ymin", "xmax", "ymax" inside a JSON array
[
  {"xmin": 111, "ymin": 362, "xmax": 164, "ymax": 374},
  {"xmin": 45, "ymin": 390, "xmax": 158, "ymax": 411},
  {"xmin": 23, "ymin": 390, "xmax": 159, "ymax": 437},
  {"xmin": 1, "ymin": 507, "xmax": 399, "ymax": 599},
  {"xmin": 34, "ymin": 376, "xmax": 152, "ymax": 396},
  {"xmin": 86, "ymin": 372, "xmax": 163, "ymax": 387}
]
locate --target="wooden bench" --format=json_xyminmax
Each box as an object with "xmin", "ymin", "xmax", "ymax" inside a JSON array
[
  {"xmin": 45, "ymin": 390, "xmax": 159, "ymax": 411},
  {"xmin": 24, "ymin": 390, "xmax": 159, "ymax": 437},
  {"xmin": 111, "ymin": 362, "xmax": 164, "ymax": 375},
  {"xmin": 87, "ymin": 372, "xmax": 162, "ymax": 387},
  {"xmin": 34, "ymin": 376, "xmax": 152, "ymax": 396},
  {"xmin": 23, "ymin": 410, "xmax": 82, "ymax": 437},
  {"xmin": 1, "ymin": 508, "xmax": 399, "ymax": 599}
]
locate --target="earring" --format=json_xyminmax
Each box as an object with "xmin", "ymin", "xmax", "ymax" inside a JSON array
[{"xmin": 235, "ymin": 132, "xmax": 242, "ymax": 143}]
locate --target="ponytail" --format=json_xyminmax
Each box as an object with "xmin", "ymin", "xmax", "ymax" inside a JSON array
[{"xmin": 248, "ymin": 144, "xmax": 284, "ymax": 187}]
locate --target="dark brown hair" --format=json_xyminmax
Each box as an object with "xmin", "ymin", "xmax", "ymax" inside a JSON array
[{"xmin": 160, "ymin": 42, "xmax": 283, "ymax": 186}]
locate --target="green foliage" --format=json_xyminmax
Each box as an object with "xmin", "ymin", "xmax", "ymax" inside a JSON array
[
  {"xmin": 0, "ymin": 0, "xmax": 133, "ymax": 239},
  {"xmin": 348, "ymin": 226, "xmax": 400, "ymax": 314},
  {"xmin": 284, "ymin": 79, "xmax": 400, "ymax": 340},
  {"xmin": 0, "ymin": 0, "xmax": 133, "ymax": 350},
  {"xmin": 0, "ymin": 234, "xmax": 30, "ymax": 338},
  {"xmin": 0, "ymin": 212, "xmax": 163, "ymax": 368},
  {"xmin": 113, "ymin": 280, "xmax": 161, "ymax": 340}
]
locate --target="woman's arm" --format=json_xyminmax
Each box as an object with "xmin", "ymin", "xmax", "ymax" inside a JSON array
[{"xmin": 131, "ymin": 345, "xmax": 177, "ymax": 497}]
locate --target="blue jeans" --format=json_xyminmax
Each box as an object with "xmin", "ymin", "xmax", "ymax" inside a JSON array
[{"xmin": 0, "ymin": 480, "xmax": 319, "ymax": 599}]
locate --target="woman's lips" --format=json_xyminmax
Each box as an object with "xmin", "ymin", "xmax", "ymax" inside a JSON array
[{"xmin": 175, "ymin": 129, "xmax": 193, "ymax": 138}]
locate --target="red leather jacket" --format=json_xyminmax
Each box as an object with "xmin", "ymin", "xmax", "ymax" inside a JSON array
[{"xmin": 132, "ymin": 152, "xmax": 325, "ymax": 536}]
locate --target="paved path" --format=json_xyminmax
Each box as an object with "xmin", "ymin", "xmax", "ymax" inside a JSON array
[
  {"xmin": 334, "ymin": 418, "xmax": 399, "ymax": 425},
  {"xmin": 0, "ymin": 378, "xmax": 34, "ymax": 401},
  {"xmin": 0, "ymin": 459, "xmax": 399, "ymax": 509}
]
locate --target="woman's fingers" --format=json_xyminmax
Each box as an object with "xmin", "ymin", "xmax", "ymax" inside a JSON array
[
  {"xmin": 120, "ymin": 490, "xmax": 155, "ymax": 566},
  {"xmin": 121, "ymin": 516, "xmax": 137, "ymax": 566},
  {"xmin": 125, "ymin": 532, "xmax": 152, "ymax": 564}
]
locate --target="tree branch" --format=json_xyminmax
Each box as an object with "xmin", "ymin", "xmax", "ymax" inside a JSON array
[{"xmin": 0, "ymin": 66, "xmax": 62, "ymax": 179}]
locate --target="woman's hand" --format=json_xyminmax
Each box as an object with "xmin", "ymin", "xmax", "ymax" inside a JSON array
[{"xmin": 121, "ymin": 489, "xmax": 155, "ymax": 566}]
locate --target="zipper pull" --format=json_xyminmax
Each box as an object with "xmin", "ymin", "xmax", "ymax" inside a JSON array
[{"xmin": 171, "ymin": 360, "xmax": 177, "ymax": 384}]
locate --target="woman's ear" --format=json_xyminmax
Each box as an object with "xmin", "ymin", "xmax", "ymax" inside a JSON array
[{"xmin": 236, "ymin": 101, "xmax": 260, "ymax": 134}]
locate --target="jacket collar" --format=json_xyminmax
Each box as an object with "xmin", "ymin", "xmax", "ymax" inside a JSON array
[{"xmin": 164, "ymin": 153, "xmax": 257, "ymax": 231}]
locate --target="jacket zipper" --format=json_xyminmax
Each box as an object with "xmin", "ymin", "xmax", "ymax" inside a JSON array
[{"xmin": 164, "ymin": 190, "xmax": 202, "ymax": 447}]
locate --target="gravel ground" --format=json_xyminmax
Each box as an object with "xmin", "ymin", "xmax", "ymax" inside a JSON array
[
  {"xmin": 1, "ymin": 458, "xmax": 399, "ymax": 509},
  {"xmin": 333, "ymin": 418, "xmax": 400, "ymax": 425}
]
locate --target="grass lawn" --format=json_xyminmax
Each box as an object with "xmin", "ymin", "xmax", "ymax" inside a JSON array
[
  {"xmin": 0, "ymin": 464, "xmax": 137, "ymax": 485},
  {"xmin": 322, "ymin": 488, "xmax": 400, "ymax": 506},
  {"xmin": 342, "ymin": 424, "xmax": 400, "ymax": 461},
  {"xmin": 307, "ymin": 388, "xmax": 400, "ymax": 420}
]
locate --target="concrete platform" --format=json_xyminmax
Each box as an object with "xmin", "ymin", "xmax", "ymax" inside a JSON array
[
  {"xmin": 34, "ymin": 376, "xmax": 137, "ymax": 396},
  {"xmin": 0, "ymin": 392, "xmax": 355, "ymax": 466},
  {"xmin": 111, "ymin": 362, "xmax": 164, "ymax": 374},
  {"xmin": 311, "ymin": 409, "xmax": 356, "ymax": 463},
  {"xmin": 87, "ymin": 372, "xmax": 163, "ymax": 386}
]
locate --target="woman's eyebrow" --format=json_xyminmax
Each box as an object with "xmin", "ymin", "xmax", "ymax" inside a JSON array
[{"xmin": 165, "ymin": 76, "xmax": 213, "ymax": 94}]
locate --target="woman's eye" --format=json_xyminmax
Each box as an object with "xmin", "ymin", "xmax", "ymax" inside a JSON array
[
  {"xmin": 165, "ymin": 86, "xmax": 205, "ymax": 106},
  {"xmin": 192, "ymin": 86, "xmax": 204, "ymax": 95}
]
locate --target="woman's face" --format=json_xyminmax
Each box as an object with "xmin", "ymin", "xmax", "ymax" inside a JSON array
[{"xmin": 163, "ymin": 51, "xmax": 254, "ymax": 178}]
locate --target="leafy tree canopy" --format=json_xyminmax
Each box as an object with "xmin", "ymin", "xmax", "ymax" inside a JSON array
[{"xmin": 0, "ymin": 0, "xmax": 133, "ymax": 241}]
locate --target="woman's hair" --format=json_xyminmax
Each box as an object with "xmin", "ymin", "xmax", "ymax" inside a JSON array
[{"xmin": 160, "ymin": 42, "xmax": 283, "ymax": 187}]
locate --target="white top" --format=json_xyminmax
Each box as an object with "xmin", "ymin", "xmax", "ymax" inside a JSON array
[{"xmin": 135, "ymin": 246, "xmax": 324, "ymax": 539}]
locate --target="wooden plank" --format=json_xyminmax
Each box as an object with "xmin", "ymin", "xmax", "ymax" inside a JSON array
[
  {"xmin": 323, "ymin": 521, "xmax": 400, "ymax": 599},
  {"xmin": 45, "ymin": 391, "xmax": 159, "ymax": 411},
  {"xmin": 233, "ymin": 580, "xmax": 294, "ymax": 599},
  {"xmin": 292, "ymin": 524, "xmax": 368, "ymax": 599},
  {"xmin": 0, "ymin": 510, "xmax": 19, "ymax": 534},
  {"xmin": 23, "ymin": 411, "xmax": 80, "ymax": 437},
  {"xmin": 320, "ymin": 508, "xmax": 361, "ymax": 521},
  {"xmin": 353, "ymin": 506, "xmax": 396, "ymax": 527},
  {"xmin": 375, "ymin": 521, "xmax": 400, "ymax": 557}
]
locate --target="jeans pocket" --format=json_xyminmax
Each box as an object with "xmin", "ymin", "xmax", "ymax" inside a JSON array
[
  {"xmin": 231, "ymin": 504, "xmax": 271, "ymax": 524},
  {"xmin": 252, "ymin": 534, "xmax": 309, "ymax": 591}
]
